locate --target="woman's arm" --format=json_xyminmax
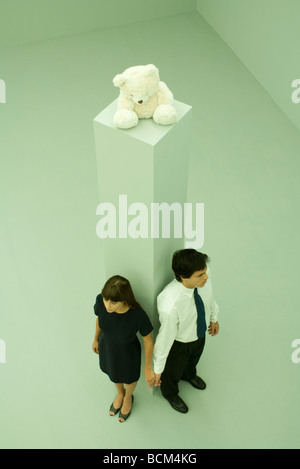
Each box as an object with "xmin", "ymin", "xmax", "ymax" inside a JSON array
[
  {"xmin": 92, "ymin": 318, "xmax": 102, "ymax": 354},
  {"xmin": 143, "ymin": 333, "xmax": 155, "ymax": 388}
]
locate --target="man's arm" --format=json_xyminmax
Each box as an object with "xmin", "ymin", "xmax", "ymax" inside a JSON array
[
  {"xmin": 153, "ymin": 311, "xmax": 178, "ymax": 384},
  {"xmin": 208, "ymin": 272, "xmax": 220, "ymax": 331}
]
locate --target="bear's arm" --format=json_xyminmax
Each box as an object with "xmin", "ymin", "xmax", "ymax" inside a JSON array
[
  {"xmin": 117, "ymin": 93, "xmax": 135, "ymax": 111},
  {"xmin": 157, "ymin": 81, "xmax": 174, "ymax": 105}
]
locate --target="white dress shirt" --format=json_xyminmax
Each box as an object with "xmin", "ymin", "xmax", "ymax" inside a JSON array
[{"xmin": 153, "ymin": 268, "xmax": 219, "ymax": 374}]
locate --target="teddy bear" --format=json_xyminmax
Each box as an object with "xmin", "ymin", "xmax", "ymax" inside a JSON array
[{"xmin": 112, "ymin": 64, "xmax": 178, "ymax": 129}]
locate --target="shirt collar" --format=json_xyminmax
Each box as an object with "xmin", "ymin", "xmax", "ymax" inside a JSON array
[{"xmin": 177, "ymin": 280, "xmax": 195, "ymax": 297}]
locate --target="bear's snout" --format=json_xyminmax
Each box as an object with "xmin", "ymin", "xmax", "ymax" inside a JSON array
[{"xmin": 138, "ymin": 100, "xmax": 143, "ymax": 104}]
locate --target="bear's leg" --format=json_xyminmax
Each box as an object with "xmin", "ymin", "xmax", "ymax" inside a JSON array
[
  {"xmin": 153, "ymin": 104, "xmax": 177, "ymax": 126},
  {"xmin": 113, "ymin": 109, "xmax": 139, "ymax": 129}
]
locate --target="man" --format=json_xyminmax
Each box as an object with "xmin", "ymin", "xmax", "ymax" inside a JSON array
[{"xmin": 153, "ymin": 249, "xmax": 220, "ymax": 413}]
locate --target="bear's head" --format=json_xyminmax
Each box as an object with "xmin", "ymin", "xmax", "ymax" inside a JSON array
[{"xmin": 113, "ymin": 64, "xmax": 160, "ymax": 105}]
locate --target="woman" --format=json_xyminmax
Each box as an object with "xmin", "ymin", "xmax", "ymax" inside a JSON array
[{"xmin": 92, "ymin": 275, "xmax": 155, "ymax": 422}]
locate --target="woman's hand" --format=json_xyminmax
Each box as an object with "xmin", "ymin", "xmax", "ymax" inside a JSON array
[
  {"xmin": 92, "ymin": 340, "xmax": 99, "ymax": 354},
  {"xmin": 145, "ymin": 368, "xmax": 156, "ymax": 389},
  {"xmin": 93, "ymin": 319, "xmax": 101, "ymax": 353}
]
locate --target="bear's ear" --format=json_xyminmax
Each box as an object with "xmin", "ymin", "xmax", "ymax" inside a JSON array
[
  {"xmin": 144, "ymin": 64, "xmax": 159, "ymax": 76},
  {"xmin": 113, "ymin": 73, "xmax": 126, "ymax": 87}
]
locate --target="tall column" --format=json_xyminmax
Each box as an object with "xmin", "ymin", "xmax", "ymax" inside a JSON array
[{"xmin": 93, "ymin": 98, "xmax": 192, "ymax": 328}]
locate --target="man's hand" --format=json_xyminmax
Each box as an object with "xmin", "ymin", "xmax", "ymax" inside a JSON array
[
  {"xmin": 154, "ymin": 373, "xmax": 162, "ymax": 387},
  {"xmin": 208, "ymin": 321, "xmax": 219, "ymax": 336}
]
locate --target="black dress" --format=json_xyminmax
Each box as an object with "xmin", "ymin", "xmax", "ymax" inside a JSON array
[{"xmin": 94, "ymin": 294, "xmax": 153, "ymax": 384}]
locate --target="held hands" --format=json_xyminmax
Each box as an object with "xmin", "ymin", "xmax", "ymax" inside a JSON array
[
  {"xmin": 145, "ymin": 369, "xmax": 162, "ymax": 389},
  {"xmin": 144, "ymin": 368, "xmax": 156, "ymax": 389},
  {"xmin": 154, "ymin": 373, "xmax": 162, "ymax": 387}
]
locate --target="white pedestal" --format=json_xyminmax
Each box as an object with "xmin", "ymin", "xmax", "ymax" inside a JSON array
[{"xmin": 93, "ymin": 99, "xmax": 192, "ymax": 326}]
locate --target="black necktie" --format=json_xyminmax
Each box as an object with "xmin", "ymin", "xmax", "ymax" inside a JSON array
[{"xmin": 194, "ymin": 287, "xmax": 207, "ymax": 338}]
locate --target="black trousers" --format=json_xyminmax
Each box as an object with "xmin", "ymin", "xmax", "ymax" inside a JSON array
[{"xmin": 160, "ymin": 335, "xmax": 206, "ymax": 399}]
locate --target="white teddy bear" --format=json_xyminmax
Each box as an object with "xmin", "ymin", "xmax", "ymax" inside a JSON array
[{"xmin": 112, "ymin": 64, "xmax": 178, "ymax": 129}]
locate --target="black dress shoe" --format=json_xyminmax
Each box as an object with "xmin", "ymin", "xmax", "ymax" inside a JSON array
[
  {"xmin": 166, "ymin": 395, "xmax": 188, "ymax": 413},
  {"xmin": 183, "ymin": 375, "xmax": 206, "ymax": 390}
]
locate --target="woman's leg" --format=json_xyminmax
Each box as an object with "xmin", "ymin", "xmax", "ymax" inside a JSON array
[
  {"xmin": 119, "ymin": 381, "xmax": 137, "ymax": 421},
  {"xmin": 109, "ymin": 383, "xmax": 125, "ymax": 415}
]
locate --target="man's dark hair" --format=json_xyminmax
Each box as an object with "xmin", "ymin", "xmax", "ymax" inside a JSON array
[{"xmin": 172, "ymin": 249, "xmax": 210, "ymax": 282}]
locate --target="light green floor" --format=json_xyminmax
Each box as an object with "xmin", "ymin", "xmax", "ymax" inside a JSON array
[{"xmin": 1, "ymin": 11, "xmax": 300, "ymax": 449}]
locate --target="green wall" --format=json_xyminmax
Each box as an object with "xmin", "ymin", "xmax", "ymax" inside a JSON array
[
  {"xmin": 1, "ymin": 6, "xmax": 300, "ymax": 449},
  {"xmin": 0, "ymin": 0, "xmax": 196, "ymax": 48},
  {"xmin": 197, "ymin": 0, "xmax": 300, "ymax": 131}
]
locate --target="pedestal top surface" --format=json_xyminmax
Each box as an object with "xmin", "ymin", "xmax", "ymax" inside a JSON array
[{"xmin": 94, "ymin": 99, "xmax": 192, "ymax": 146}]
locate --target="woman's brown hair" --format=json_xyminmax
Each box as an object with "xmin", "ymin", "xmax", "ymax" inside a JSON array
[{"xmin": 101, "ymin": 275, "xmax": 139, "ymax": 309}]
